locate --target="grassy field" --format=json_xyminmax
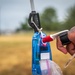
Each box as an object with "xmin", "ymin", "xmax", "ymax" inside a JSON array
[{"xmin": 0, "ymin": 31, "xmax": 75, "ymax": 75}]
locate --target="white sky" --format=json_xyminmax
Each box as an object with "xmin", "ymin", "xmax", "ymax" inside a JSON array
[{"xmin": 0, "ymin": 0, "xmax": 75, "ymax": 31}]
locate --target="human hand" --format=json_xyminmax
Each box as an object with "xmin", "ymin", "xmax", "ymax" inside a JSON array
[{"xmin": 56, "ymin": 26, "xmax": 75, "ymax": 55}]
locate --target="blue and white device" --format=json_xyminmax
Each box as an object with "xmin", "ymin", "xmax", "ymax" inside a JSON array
[
  {"xmin": 28, "ymin": 0, "xmax": 52, "ymax": 75},
  {"xmin": 32, "ymin": 32, "xmax": 52, "ymax": 75}
]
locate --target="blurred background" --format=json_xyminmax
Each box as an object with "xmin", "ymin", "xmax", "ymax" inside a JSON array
[{"xmin": 0, "ymin": 0, "xmax": 75, "ymax": 75}]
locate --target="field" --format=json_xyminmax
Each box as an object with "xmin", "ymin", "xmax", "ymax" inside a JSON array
[{"xmin": 0, "ymin": 31, "xmax": 75, "ymax": 75}]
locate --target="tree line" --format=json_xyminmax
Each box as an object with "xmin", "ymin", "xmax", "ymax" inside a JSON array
[{"xmin": 16, "ymin": 5, "xmax": 75, "ymax": 32}]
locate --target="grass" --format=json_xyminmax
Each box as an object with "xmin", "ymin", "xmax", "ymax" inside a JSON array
[{"xmin": 0, "ymin": 31, "xmax": 75, "ymax": 75}]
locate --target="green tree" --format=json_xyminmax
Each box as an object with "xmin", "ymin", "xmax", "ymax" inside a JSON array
[
  {"xmin": 21, "ymin": 23, "xmax": 28, "ymax": 30},
  {"xmin": 40, "ymin": 7, "xmax": 59, "ymax": 31},
  {"xmin": 21, "ymin": 18, "xmax": 29, "ymax": 30},
  {"xmin": 64, "ymin": 5, "xmax": 75, "ymax": 29},
  {"xmin": 16, "ymin": 18, "xmax": 31, "ymax": 32}
]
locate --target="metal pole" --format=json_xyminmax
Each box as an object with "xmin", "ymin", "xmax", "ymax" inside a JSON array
[{"xmin": 30, "ymin": 0, "xmax": 35, "ymax": 11}]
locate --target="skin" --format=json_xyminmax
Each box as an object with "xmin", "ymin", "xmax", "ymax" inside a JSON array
[{"xmin": 56, "ymin": 26, "xmax": 75, "ymax": 55}]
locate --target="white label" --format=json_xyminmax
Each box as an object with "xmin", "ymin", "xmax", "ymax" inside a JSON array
[{"xmin": 41, "ymin": 53, "xmax": 50, "ymax": 60}]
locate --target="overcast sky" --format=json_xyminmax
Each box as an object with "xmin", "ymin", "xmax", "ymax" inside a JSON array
[{"xmin": 0, "ymin": 0, "xmax": 75, "ymax": 31}]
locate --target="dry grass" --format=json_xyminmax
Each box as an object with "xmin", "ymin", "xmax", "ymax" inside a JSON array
[{"xmin": 0, "ymin": 32, "xmax": 75, "ymax": 75}]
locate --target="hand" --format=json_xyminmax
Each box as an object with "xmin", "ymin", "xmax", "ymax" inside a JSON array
[
  {"xmin": 56, "ymin": 26, "xmax": 75, "ymax": 55},
  {"xmin": 56, "ymin": 36, "xmax": 75, "ymax": 55}
]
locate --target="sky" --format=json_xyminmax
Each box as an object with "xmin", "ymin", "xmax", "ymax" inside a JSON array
[{"xmin": 0, "ymin": 0, "xmax": 75, "ymax": 31}]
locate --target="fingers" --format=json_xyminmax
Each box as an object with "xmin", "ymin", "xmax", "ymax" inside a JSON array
[
  {"xmin": 56, "ymin": 36, "xmax": 68, "ymax": 54},
  {"xmin": 66, "ymin": 43, "xmax": 75, "ymax": 55},
  {"xmin": 56, "ymin": 36, "xmax": 75, "ymax": 55}
]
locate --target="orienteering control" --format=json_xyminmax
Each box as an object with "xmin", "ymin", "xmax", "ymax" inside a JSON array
[{"xmin": 28, "ymin": 0, "xmax": 70, "ymax": 75}]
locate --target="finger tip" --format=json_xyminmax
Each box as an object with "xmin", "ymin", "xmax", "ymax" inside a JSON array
[
  {"xmin": 64, "ymin": 52, "xmax": 67, "ymax": 54},
  {"xmin": 61, "ymin": 50, "xmax": 67, "ymax": 54},
  {"xmin": 64, "ymin": 51, "xmax": 68, "ymax": 54}
]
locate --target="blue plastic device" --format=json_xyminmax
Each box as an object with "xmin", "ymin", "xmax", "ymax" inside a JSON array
[
  {"xmin": 32, "ymin": 32, "xmax": 52, "ymax": 75},
  {"xmin": 28, "ymin": 0, "xmax": 52, "ymax": 74}
]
